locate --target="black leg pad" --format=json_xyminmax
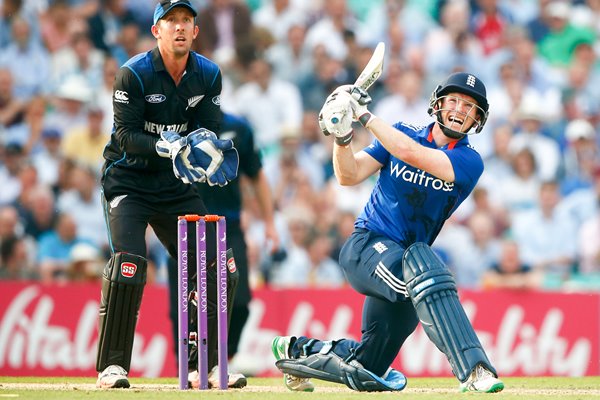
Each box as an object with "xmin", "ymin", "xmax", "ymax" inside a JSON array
[{"xmin": 96, "ymin": 252, "xmax": 147, "ymax": 372}]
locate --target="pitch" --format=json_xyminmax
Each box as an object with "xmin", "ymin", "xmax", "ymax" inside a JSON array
[{"xmin": 2, "ymin": 376, "xmax": 600, "ymax": 399}]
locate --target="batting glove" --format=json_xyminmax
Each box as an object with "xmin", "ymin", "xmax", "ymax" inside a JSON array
[
  {"xmin": 320, "ymin": 95, "xmax": 354, "ymax": 146},
  {"xmin": 347, "ymin": 87, "xmax": 375, "ymax": 128}
]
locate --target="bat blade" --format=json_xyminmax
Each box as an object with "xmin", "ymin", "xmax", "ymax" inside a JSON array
[
  {"xmin": 327, "ymin": 42, "xmax": 385, "ymax": 126},
  {"xmin": 354, "ymin": 42, "xmax": 385, "ymax": 91}
]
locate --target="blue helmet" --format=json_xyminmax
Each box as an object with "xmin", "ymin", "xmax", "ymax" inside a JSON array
[{"xmin": 427, "ymin": 72, "xmax": 489, "ymax": 135}]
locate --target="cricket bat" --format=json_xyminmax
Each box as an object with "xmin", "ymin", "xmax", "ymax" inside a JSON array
[{"xmin": 330, "ymin": 42, "xmax": 385, "ymax": 124}]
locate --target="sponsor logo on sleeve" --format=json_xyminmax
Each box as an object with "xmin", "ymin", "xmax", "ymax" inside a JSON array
[
  {"xmin": 121, "ymin": 262, "xmax": 137, "ymax": 278},
  {"xmin": 114, "ymin": 90, "xmax": 129, "ymax": 104},
  {"xmin": 211, "ymin": 95, "xmax": 220, "ymax": 106}
]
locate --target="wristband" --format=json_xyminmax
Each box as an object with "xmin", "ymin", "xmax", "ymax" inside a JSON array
[
  {"xmin": 334, "ymin": 130, "xmax": 353, "ymax": 146},
  {"xmin": 358, "ymin": 112, "xmax": 375, "ymax": 128}
]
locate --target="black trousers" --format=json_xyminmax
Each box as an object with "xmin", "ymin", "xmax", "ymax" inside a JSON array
[{"xmin": 102, "ymin": 167, "xmax": 217, "ymax": 261}]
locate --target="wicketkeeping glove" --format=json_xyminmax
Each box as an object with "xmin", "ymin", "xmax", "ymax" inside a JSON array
[
  {"xmin": 187, "ymin": 128, "xmax": 239, "ymax": 187},
  {"xmin": 156, "ymin": 131, "xmax": 206, "ymax": 184}
]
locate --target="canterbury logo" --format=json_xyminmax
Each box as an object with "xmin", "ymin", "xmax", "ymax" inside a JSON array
[
  {"xmin": 121, "ymin": 262, "xmax": 137, "ymax": 278},
  {"xmin": 114, "ymin": 90, "xmax": 129, "ymax": 103},
  {"xmin": 186, "ymin": 95, "xmax": 204, "ymax": 110}
]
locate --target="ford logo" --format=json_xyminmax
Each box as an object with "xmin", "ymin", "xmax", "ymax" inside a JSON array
[{"xmin": 145, "ymin": 94, "xmax": 166, "ymax": 103}]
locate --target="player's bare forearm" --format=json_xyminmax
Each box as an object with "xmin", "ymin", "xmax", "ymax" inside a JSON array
[
  {"xmin": 367, "ymin": 117, "xmax": 456, "ymax": 182},
  {"xmin": 333, "ymin": 145, "xmax": 380, "ymax": 186}
]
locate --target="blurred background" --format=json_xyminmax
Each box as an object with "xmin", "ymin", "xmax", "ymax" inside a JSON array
[{"xmin": 0, "ymin": 0, "xmax": 599, "ymax": 380}]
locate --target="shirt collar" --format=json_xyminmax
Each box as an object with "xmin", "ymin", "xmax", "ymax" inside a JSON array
[
  {"xmin": 425, "ymin": 124, "xmax": 467, "ymax": 150},
  {"xmin": 151, "ymin": 47, "xmax": 198, "ymax": 74}
]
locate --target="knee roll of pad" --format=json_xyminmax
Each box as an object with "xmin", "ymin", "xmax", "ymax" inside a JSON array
[
  {"xmin": 402, "ymin": 242, "xmax": 497, "ymax": 382},
  {"xmin": 96, "ymin": 252, "xmax": 148, "ymax": 372}
]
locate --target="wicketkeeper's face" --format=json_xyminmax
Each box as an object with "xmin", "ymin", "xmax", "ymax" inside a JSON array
[{"xmin": 153, "ymin": 8, "xmax": 198, "ymax": 57}]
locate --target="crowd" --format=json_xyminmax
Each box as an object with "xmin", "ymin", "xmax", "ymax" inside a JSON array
[{"xmin": 0, "ymin": 0, "xmax": 599, "ymax": 291}]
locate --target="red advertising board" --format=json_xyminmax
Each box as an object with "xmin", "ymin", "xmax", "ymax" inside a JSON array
[{"xmin": 0, "ymin": 282, "xmax": 597, "ymax": 378}]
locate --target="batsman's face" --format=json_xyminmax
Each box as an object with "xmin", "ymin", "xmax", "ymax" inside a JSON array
[
  {"xmin": 153, "ymin": 8, "xmax": 198, "ymax": 58},
  {"xmin": 439, "ymin": 92, "xmax": 480, "ymax": 133}
]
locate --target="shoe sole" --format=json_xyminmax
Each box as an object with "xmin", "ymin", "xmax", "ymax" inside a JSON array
[
  {"xmin": 272, "ymin": 338, "xmax": 315, "ymax": 392},
  {"xmin": 460, "ymin": 382, "xmax": 504, "ymax": 393},
  {"xmin": 97, "ymin": 378, "xmax": 130, "ymax": 389}
]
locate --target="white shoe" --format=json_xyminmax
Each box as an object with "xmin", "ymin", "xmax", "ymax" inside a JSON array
[
  {"xmin": 188, "ymin": 366, "xmax": 247, "ymax": 389},
  {"xmin": 96, "ymin": 365, "xmax": 130, "ymax": 389},
  {"xmin": 459, "ymin": 364, "xmax": 504, "ymax": 393},
  {"xmin": 271, "ymin": 336, "xmax": 315, "ymax": 392}
]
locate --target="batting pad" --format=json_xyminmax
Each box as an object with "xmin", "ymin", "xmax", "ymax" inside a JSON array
[
  {"xmin": 96, "ymin": 252, "xmax": 147, "ymax": 372},
  {"xmin": 276, "ymin": 353, "xmax": 407, "ymax": 392},
  {"xmin": 402, "ymin": 242, "xmax": 496, "ymax": 382}
]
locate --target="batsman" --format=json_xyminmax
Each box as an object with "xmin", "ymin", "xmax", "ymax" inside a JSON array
[
  {"xmin": 95, "ymin": 0, "xmax": 243, "ymax": 389},
  {"xmin": 272, "ymin": 71, "xmax": 504, "ymax": 393}
]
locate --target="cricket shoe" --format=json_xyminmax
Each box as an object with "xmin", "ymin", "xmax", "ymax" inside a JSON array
[
  {"xmin": 271, "ymin": 336, "xmax": 315, "ymax": 392},
  {"xmin": 96, "ymin": 365, "xmax": 130, "ymax": 389},
  {"xmin": 459, "ymin": 364, "xmax": 504, "ymax": 393},
  {"xmin": 188, "ymin": 366, "xmax": 247, "ymax": 389}
]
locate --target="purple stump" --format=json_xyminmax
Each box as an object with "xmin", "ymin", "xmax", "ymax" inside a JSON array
[
  {"xmin": 177, "ymin": 218, "xmax": 189, "ymax": 390},
  {"xmin": 216, "ymin": 217, "xmax": 228, "ymax": 390},
  {"xmin": 197, "ymin": 218, "xmax": 209, "ymax": 389}
]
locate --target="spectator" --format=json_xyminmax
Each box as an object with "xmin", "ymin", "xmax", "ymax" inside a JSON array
[
  {"xmin": 266, "ymin": 23, "xmax": 313, "ymax": 86},
  {"xmin": 96, "ymin": 56, "xmax": 119, "ymax": 134},
  {"xmin": 509, "ymin": 93, "xmax": 561, "ymax": 181},
  {"xmin": 253, "ymin": 0, "xmax": 305, "ymax": 44},
  {"xmin": 0, "ymin": 15, "xmax": 50, "ymax": 101},
  {"xmin": 537, "ymin": 0, "xmax": 596, "ymax": 68},
  {"xmin": 0, "ymin": 143, "xmax": 26, "ymax": 206},
  {"xmin": 87, "ymin": 0, "xmax": 137, "ymax": 53},
  {"xmin": 374, "ymin": 68, "xmax": 431, "ymax": 126},
  {"xmin": 67, "ymin": 242, "xmax": 103, "ymax": 281},
  {"xmin": 62, "ymin": 105, "xmax": 110, "ymax": 173},
  {"xmin": 512, "ymin": 181, "xmax": 578, "ymax": 281},
  {"xmin": 4, "ymin": 95, "xmax": 47, "ymax": 152},
  {"xmin": 561, "ymin": 118, "xmax": 599, "ymax": 195},
  {"xmin": 0, "ymin": 68, "xmax": 26, "ymax": 131},
  {"xmin": 20, "ymin": 184, "xmax": 57, "ymax": 240},
  {"xmin": 57, "ymin": 163, "xmax": 107, "ymax": 250},
  {"xmin": 31, "ymin": 128, "xmax": 64, "ymax": 187},
  {"xmin": 494, "ymin": 148, "xmax": 540, "ymax": 217},
  {"xmin": 194, "ymin": 0, "xmax": 253, "ymax": 66},
  {"xmin": 50, "ymin": 30, "xmax": 105, "ymax": 91},
  {"xmin": 304, "ymin": 0, "xmax": 357, "ymax": 62},
  {"xmin": 232, "ymin": 58, "xmax": 303, "ymax": 154},
  {"xmin": 481, "ymin": 238, "xmax": 542, "ymax": 290},
  {"xmin": 0, "ymin": 234, "xmax": 37, "ymax": 280},
  {"xmin": 37, "ymin": 212, "xmax": 93, "ymax": 283}
]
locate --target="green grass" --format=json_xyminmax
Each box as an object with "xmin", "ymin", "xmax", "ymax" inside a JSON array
[{"xmin": 1, "ymin": 376, "xmax": 600, "ymax": 399}]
